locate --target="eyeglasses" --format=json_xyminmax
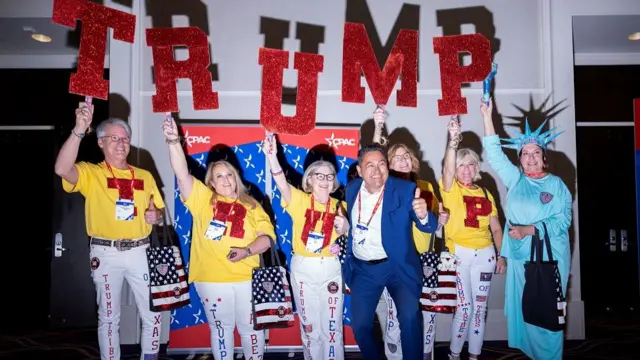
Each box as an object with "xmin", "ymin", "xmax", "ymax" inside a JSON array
[
  {"xmin": 391, "ymin": 153, "xmax": 411, "ymax": 163},
  {"xmin": 103, "ymin": 135, "xmax": 131, "ymax": 144},
  {"xmin": 313, "ymin": 173, "xmax": 335, "ymax": 181}
]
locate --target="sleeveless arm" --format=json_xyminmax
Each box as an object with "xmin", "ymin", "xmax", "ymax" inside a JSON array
[{"xmin": 482, "ymin": 134, "xmax": 522, "ymax": 189}]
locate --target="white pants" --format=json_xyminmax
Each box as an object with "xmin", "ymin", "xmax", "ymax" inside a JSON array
[
  {"xmin": 450, "ymin": 244, "xmax": 496, "ymax": 356},
  {"xmin": 195, "ymin": 281, "xmax": 265, "ymax": 360},
  {"xmin": 90, "ymin": 243, "xmax": 161, "ymax": 360},
  {"xmin": 375, "ymin": 289, "xmax": 437, "ymax": 360},
  {"xmin": 291, "ymin": 254, "xmax": 344, "ymax": 360}
]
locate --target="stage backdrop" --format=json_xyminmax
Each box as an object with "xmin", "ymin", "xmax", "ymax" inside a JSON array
[{"xmin": 170, "ymin": 124, "xmax": 360, "ymax": 352}]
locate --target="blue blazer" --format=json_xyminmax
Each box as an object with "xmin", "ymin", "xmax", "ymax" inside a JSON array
[{"xmin": 343, "ymin": 176, "xmax": 438, "ymax": 298}]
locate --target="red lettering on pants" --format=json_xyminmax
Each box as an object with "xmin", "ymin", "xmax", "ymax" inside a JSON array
[
  {"xmin": 462, "ymin": 195, "xmax": 492, "ymax": 228},
  {"xmin": 251, "ymin": 334, "xmax": 258, "ymax": 354}
]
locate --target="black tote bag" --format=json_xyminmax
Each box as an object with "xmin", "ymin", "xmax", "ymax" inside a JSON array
[
  {"xmin": 522, "ymin": 223, "xmax": 567, "ymax": 331},
  {"xmin": 146, "ymin": 209, "xmax": 191, "ymax": 312}
]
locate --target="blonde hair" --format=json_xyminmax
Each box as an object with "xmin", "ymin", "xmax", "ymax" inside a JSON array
[
  {"xmin": 455, "ymin": 148, "xmax": 482, "ymax": 182},
  {"xmin": 301, "ymin": 160, "xmax": 340, "ymax": 193},
  {"xmin": 205, "ymin": 160, "xmax": 256, "ymax": 209},
  {"xmin": 387, "ymin": 143, "xmax": 420, "ymax": 174}
]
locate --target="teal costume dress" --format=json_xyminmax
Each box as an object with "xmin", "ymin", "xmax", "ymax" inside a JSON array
[{"xmin": 483, "ymin": 134, "xmax": 572, "ymax": 360}]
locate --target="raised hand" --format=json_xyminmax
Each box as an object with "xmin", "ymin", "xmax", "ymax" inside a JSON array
[
  {"xmin": 437, "ymin": 202, "xmax": 450, "ymax": 226},
  {"xmin": 373, "ymin": 105, "xmax": 387, "ymax": 128},
  {"xmin": 480, "ymin": 97, "xmax": 493, "ymax": 118},
  {"xmin": 262, "ymin": 132, "xmax": 277, "ymax": 156},
  {"xmin": 412, "ymin": 187, "xmax": 428, "ymax": 219},
  {"xmin": 74, "ymin": 102, "xmax": 94, "ymax": 133},
  {"xmin": 447, "ymin": 115, "xmax": 461, "ymax": 141},
  {"xmin": 145, "ymin": 195, "xmax": 161, "ymax": 224},
  {"xmin": 333, "ymin": 206, "xmax": 349, "ymax": 235},
  {"xmin": 162, "ymin": 116, "xmax": 179, "ymax": 142}
]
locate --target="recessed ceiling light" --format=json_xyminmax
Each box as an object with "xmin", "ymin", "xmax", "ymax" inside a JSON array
[
  {"xmin": 628, "ymin": 32, "xmax": 640, "ymax": 40},
  {"xmin": 31, "ymin": 33, "xmax": 51, "ymax": 43}
]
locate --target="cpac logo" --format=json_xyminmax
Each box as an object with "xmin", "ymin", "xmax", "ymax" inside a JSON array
[
  {"xmin": 325, "ymin": 132, "xmax": 356, "ymax": 149},
  {"xmin": 183, "ymin": 130, "xmax": 211, "ymax": 148}
]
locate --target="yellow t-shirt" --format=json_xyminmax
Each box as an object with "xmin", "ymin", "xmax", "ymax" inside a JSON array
[
  {"xmin": 439, "ymin": 179, "xmax": 497, "ymax": 251},
  {"xmin": 183, "ymin": 179, "xmax": 276, "ymax": 283},
  {"xmin": 62, "ymin": 161, "xmax": 166, "ymax": 240},
  {"xmin": 413, "ymin": 180, "xmax": 440, "ymax": 254},
  {"xmin": 282, "ymin": 185, "xmax": 346, "ymax": 258}
]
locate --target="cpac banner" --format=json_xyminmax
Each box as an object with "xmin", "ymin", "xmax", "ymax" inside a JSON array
[{"xmin": 170, "ymin": 124, "xmax": 360, "ymax": 352}]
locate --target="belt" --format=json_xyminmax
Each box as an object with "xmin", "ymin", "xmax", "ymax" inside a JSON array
[
  {"xmin": 90, "ymin": 237, "xmax": 150, "ymax": 251},
  {"xmin": 363, "ymin": 257, "xmax": 388, "ymax": 265}
]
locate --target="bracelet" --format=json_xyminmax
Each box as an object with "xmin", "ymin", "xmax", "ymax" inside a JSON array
[
  {"xmin": 72, "ymin": 129, "xmax": 86, "ymax": 139},
  {"xmin": 246, "ymin": 247, "xmax": 253, "ymax": 256},
  {"xmin": 165, "ymin": 137, "xmax": 181, "ymax": 145},
  {"xmin": 271, "ymin": 169, "xmax": 283, "ymax": 176}
]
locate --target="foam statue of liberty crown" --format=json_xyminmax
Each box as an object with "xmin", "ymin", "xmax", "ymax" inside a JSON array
[{"xmin": 501, "ymin": 118, "xmax": 563, "ymax": 152}]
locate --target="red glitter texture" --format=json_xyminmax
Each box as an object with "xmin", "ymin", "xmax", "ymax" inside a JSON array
[
  {"xmin": 52, "ymin": 0, "xmax": 135, "ymax": 100},
  {"xmin": 341, "ymin": 22, "xmax": 418, "ymax": 107},
  {"xmin": 146, "ymin": 27, "xmax": 219, "ymax": 113},
  {"xmin": 258, "ymin": 48, "xmax": 323, "ymax": 135},
  {"xmin": 433, "ymin": 34, "xmax": 492, "ymax": 116}
]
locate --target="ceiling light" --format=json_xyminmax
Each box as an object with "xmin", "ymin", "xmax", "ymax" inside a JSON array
[
  {"xmin": 31, "ymin": 33, "xmax": 51, "ymax": 43},
  {"xmin": 628, "ymin": 32, "xmax": 640, "ymax": 40}
]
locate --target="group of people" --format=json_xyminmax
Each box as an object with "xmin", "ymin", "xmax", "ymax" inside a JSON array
[{"xmin": 55, "ymin": 97, "xmax": 572, "ymax": 360}]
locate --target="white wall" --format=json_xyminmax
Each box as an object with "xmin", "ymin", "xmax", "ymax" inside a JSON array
[
  {"xmin": 7, "ymin": 0, "xmax": 640, "ymax": 346},
  {"xmin": 128, "ymin": 0, "xmax": 560, "ymax": 342}
]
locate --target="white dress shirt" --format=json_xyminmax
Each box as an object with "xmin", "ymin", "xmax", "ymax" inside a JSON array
[{"xmin": 352, "ymin": 183, "xmax": 388, "ymax": 261}]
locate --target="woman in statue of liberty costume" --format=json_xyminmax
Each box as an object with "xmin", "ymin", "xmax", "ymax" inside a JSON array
[{"xmin": 480, "ymin": 99, "xmax": 571, "ymax": 360}]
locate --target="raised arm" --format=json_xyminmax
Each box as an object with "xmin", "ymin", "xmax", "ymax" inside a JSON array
[
  {"xmin": 54, "ymin": 102, "xmax": 93, "ymax": 184},
  {"xmin": 372, "ymin": 106, "xmax": 387, "ymax": 146},
  {"xmin": 263, "ymin": 133, "xmax": 292, "ymax": 205},
  {"xmin": 442, "ymin": 115, "xmax": 461, "ymax": 192},
  {"xmin": 162, "ymin": 117, "xmax": 194, "ymax": 199},
  {"xmin": 480, "ymin": 99, "xmax": 521, "ymax": 189}
]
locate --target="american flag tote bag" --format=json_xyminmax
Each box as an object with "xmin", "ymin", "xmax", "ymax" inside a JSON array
[
  {"xmin": 146, "ymin": 210, "xmax": 190, "ymax": 312},
  {"xmin": 421, "ymin": 230, "xmax": 457, "ymax": 314},
  {"xmin": 251, "ymin": 238, "xmax": 295, "ymax": 330}
]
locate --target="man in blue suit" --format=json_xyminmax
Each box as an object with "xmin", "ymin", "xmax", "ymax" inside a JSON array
[{"xmin": 343, "ymin": 145, "xmax": 439, "ymax": 360}]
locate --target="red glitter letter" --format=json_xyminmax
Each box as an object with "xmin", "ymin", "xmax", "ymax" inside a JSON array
[
  {"xmin": 146, "ymin": 27, "xmax": 218, "ymax": 113},
  {"xmin": 341, "ymin": 22, "xmax": 418, "ymax": 107},
  {"xmin": 462, "ymin": 195, "xmax": 492, "ymax": 228},
  {"xmin": 433, "ymin": 34, "xmax": 492, "ymax": 116},
  {"xmin": 259, "ymin": 48, "xmax": 324, "ymax": 135},
  {"xmin": 52, "ymin": 0, "xmax": 135, "ymax": 100}
]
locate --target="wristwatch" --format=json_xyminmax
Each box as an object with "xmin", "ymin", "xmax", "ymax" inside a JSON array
[{"xmin": 245, "ymin": 247, "xmax": 253, "ymax": 256}]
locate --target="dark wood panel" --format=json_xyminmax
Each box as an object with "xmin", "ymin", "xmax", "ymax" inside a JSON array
[{"xmin": 574, "ymin": 65, "xmax": 640, "ymax": 123}]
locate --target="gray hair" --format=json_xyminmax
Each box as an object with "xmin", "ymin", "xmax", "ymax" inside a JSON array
[
  {"xmin": 302, "ymin": 160, "xmax": 340, "ymax": 193},
  {"xmin": 455, "ymin": 148, "xmax": 482, "ymax": 182},
  {"xmin": 96, "ymin": 118, "xmax": 132, "ymax": 138}
]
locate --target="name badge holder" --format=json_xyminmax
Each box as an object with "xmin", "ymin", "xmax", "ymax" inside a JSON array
[{"xmin": 205, "ymin": 220, "xmax": 227, "ymax": 241}]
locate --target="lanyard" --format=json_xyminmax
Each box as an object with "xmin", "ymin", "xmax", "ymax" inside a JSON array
[
  {"xmin": 357, "ymin": 186, "xmax": 384, "ymax": 226},
  {"xmin": 310, "ymin": 194, "xmax": 332, "ymax": 229},
  {"xmin": 105, "ymin": 162, "xmax": 135, "ymax": 199}
]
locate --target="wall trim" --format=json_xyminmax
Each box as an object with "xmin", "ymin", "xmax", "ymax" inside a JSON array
[
  {"xmin": 574, "ymin": 52, "xmax": 640, "ymax": 66},
  {"xmin": 0, "ymin": 55, "xmax": 109, "ymax": 69}
]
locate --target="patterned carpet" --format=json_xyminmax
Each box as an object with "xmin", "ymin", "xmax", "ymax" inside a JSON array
[{"xmin": 0, "ymin": 317, "xmax": 636, "ymax": 359}]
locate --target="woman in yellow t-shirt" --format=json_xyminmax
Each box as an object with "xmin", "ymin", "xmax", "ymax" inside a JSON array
[
  {"xmin": 263, "ymin": 133, "xmax": 350, "ymax": 360},
  {"xmin": 441, "ymin": 116, "xmax": 506, "ymax": 360},
  {"xmin": 371, "ymin": 106, "xmax": 445, "ymax": 360},
  {"xmin": 163, "ymin": 119, "xmax": 275, "ymax": 360}
]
